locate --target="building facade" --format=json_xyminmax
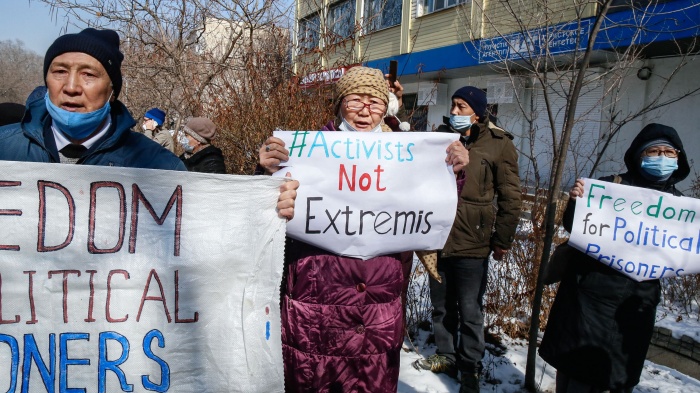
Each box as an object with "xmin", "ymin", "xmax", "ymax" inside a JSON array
[{"xmin": 293, "ymin": 0, "xmax": 700, "ymax": 190}]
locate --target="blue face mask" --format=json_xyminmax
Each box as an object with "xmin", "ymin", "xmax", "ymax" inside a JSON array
[
  {"xmin": 45, "ymin": 92, "xmax": 111, "ymax": 141},
  {"xmin": 181, "ymin": 141, "xmax": 195, "ymax": 154},
  {"xmin": 640, "ymin": 156, "xmax": 678, "ymax": 181},
  {"xmin": 449, "ymin": 114, "xmax": 473, "ymax": 130}
]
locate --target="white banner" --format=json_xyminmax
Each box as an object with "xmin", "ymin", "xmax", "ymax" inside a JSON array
[
  {"xmin": 0, "ymin": 161, "xmax": 286, "ymax": 392},
  {"xmin": 273, "ymin": 131, "xmax": 459, "ymax": 259},
  {"xmin": 569, "ymin": 178, "xmax": 700, "ymax": 281}
]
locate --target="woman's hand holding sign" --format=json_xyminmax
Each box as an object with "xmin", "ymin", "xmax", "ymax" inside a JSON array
[
  {"xmin": 258, "ymin": 136, "xmax": 299, "ymax": 220},
  {"xmin": 446, "ymin": 141, "xmax": 469, "ymax": 173},
  {"xmin": 277, "ymin": 176, "xmax": 298, "ymax": 220},
  {"xmin": 570, "ymin": 178, "xmax": 585, "ymax": 199},
  {"xmin": 259, "ymin": 136, "xmax": 290, "ymax": 175}
]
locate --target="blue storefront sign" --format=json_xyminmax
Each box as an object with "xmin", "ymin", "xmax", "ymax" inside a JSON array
[
  {"xmin": 478, "ymin": 20, "xmax": 592, "ymax": 64},
  {"xmin": 366, "ymin": 0, "xmax": 697, "ymax": 76}
]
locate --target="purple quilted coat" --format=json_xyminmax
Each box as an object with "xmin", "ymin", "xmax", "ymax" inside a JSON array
[
  {"xmin": 281, "ymin": 121, "xmax": 410, "ymax": 392},
  {"xmin": 281, "ymin": 237, "xmax": 411, "ymax": 392}
]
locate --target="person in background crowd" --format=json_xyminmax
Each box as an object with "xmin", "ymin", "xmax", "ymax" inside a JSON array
[
  {"xmin": 179, "ymin": 117, "xmax": 226, "ymax": 174},
  {"xmin": 0, "ymin": 102, "xmax": 25, "ymax": 127},
  {"xmin": 539, "ymin": 123, "xmax": 691, "ymax": 393},
  {"xmin": 414, "ymin": 86, "xmax": 521, "ymax": 393},
  {"xmin": 258, "ymin": 66, "xmax": 470, "ymax": 393},
  {"xmin": 0, "ymin": 27, "xmax": 297, "ymax": 219},
  {"xmin": 142, "ymin": 107, "xmax": 175, "ymax": 152}
]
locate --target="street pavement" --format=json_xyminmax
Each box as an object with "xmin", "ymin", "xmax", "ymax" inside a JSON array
[{"xmin": 647, "ymin": 343, "xmax": 700, "ymax": 380}]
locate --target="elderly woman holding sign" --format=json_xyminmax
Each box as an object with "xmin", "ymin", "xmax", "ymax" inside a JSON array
[
  {"xmin": 259, "ymin": 66, "xmax": 468, "ymax": 392},
  {"xmin": 539, "ymin": 123, "xmax": 691, "ymax": 393}
]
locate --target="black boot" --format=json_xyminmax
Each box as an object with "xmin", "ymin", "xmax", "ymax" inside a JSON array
[{"xmin": 459, "ymin": 369, "xmax": 480, "ymax": 393}]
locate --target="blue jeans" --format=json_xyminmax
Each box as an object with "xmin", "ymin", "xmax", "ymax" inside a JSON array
[{"xmin": 429, "ymin": 256, "xmax": 489, "ymax": 372}]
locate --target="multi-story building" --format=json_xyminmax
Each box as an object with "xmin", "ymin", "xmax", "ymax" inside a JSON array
[{"xmin": 293, "ymin": 0, "xmax": 700, "ymax": 189}]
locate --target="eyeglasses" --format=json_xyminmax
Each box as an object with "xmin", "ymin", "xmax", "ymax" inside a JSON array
[
  {"xmin": 344, "ymin": 99, "xmax": 386, "ymax": 114},
  {"xmin": 644, "ymin": 147, "xmax": 679, "ymax": 158}
]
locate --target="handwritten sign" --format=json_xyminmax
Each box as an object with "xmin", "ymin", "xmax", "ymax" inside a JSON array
[
  {"xmin": 272, "ymin": 131, "xmax": 459, "ymax": 259},
  {"xmin": 570, "ymin": 178, "xmax": 700, "ymax": 281},
  {"xmin": 0, "ymin": 161, "xmax": 286, "ymax": 392}
]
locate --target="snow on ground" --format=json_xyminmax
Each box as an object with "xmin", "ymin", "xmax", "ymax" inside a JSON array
[
  {"xmin": 398, "ymin": 243, "xmax": 700, "ymax": 393},
  {"xmin": 656, "ymin": 306, "xmax": 700, "ymax": 342},
  {"xmin": 398, "ymin": 331, "xmax": 555, "ymax": 393},
  {"xmin": 398, "ymin": 311, "xmax": 700, "ymax": 393}
]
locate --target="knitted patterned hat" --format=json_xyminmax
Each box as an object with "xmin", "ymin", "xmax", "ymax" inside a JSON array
[
  {"xmin": 44, "ymin": 28, "xmax": 124, "ymax": 97},
  {"xmin": 335, "ymin": 66, "xmax": 389, "ymax": 106},
  {"xmin": 183, "ymin": 117, "xmax": 216, "ymax": 144},
  {"xmin": 145, "ymin": 108, "xmax": 166, "ymax": 126}
]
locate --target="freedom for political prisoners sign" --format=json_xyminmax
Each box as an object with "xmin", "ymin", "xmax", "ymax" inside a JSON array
[
  {"xmin": 569, "ymin": 178, "xmax": 700, "ymax": 281},
  {"xmin": 0, "ymin": 161, "xmax": 287, "ymax": 393},
  {"xmin": 272, "ymin": 130, "xmax": 459, "ymax": 259}
]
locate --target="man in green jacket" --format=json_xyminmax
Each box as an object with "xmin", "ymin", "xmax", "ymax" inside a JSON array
[{"xmin": 415, "ymin": 86, "xmax": 521, "ymax": 393}]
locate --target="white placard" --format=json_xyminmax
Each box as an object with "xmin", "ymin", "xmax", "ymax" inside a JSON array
[
  {"xmin": 273, "ymin": 131, "xmax": 459, "ymax": 259},
  {"xmin": 570, "ymin": 178, "xmax": 700, "ymax": 281},
  {"xmin": 0, "ymin": 161, "xmax": 286, "ymax": 392}
]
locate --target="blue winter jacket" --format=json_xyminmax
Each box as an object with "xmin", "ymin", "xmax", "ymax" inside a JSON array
[{"xmin": 0, "ymin": 95, "xmax": 186, "ymax": 171}]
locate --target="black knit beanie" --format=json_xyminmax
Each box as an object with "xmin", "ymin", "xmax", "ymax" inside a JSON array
[
  {"xmin": 44, "ymin": 28, "xmax": 124, "ymax": 98},
  {"xmin": 452, "ymin": 86, "xmax": 487, "ymax": 121}
]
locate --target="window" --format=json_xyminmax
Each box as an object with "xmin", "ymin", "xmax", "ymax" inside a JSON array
[
  {"xmin": 328, "ymin": 0, "xmax": 355, "ymax": 43},
  {"xmin": 298, "ymin": 14, "xmax": 320, "ymax": 51},
  {"xmin": 422, "ymin": 0, "xmax": 466, "ymax": 15},
  {"xmin": 402, "ymin": 94, "xmax": 428, "ymax": 131},
  {"xmin": 608, "ymin": 0, "xmax": 672, "ymax": 13},
  {"xmin": 363, "ymin": 0, "xmax": 402, "ymax": 33}
]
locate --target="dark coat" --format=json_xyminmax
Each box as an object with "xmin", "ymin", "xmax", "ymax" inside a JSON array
[
  {"xmin": 281, "ymin": 120, "xmax": 410, "ymax": 393},
  {"xmin": 0, "ymin": 94, "xmax": 185, "ymax": 171},
  {"xmin": 539, "ymin": 123, "xmax": 690, "ymax": 390},
  {"xmin": 438, "ymin": 118, "xmax": 522, "ymax": 258},
  {"xmin": 179, "ymin": 145, "xmax": 226, "ymax": 174}
]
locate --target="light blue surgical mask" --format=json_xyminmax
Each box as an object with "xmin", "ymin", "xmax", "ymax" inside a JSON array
[
  {"xmin": 45, "ymin": 92, "xmax": 111, "ymax": 141},
  {"xmin": 449, "ymin": 114, "xmax": 473, "ymax": 130},
  {"xmin": 640, "ymin": 156, "xmax": 678, "ymax": 181},
  {"xmin": 181, "ymin": 141, "xmax": 195, "ymax": 153},
  {"xmin": 339, "ymin": 117, "xmax": 382, "ymax": 133}
]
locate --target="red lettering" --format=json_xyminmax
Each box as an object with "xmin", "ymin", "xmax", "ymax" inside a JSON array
[
  {"xmin": 37, "ymin": 181, "xmax": 75, "ymax": 252},
  {"xmin": 359, "ymin": 173, "xmax": 371, "ymax": 191},
  {"xmin": 0, "ymin": 273, "xmax": 20, "ymax": 324},
  {"xmin": 47, "ymin": 270, "xmax": 80, "ymax": 323},
  {"xmin": 107, "ymin": 270, "xmax": 129, "ymax": 322},
  {"xmin": 24, "ymin": 270, "xmax": 37, "ymax": 324},
  {"xmin": 339, "ymin": 164, "xmax": 356, "ymax": 191},
  {"xmin": 85, "ymin": 270, "xmax": 97, "ymax": 322},
  {"xmin": 0, "ymin": 181, "xmax": 22, "ymax": 251},
  {"xmin": 374, "ymin": 165, "xmax": 386, "ymax": 191},
  {"xmin": 130, "ymin": 185, "xmax": 182, "ymax": 256},
  {"xmin": 137, "ymin": 269, "xmax": 171, "ymax": 323},
  {"xmin": 338, "ymin": 164, "xmax": 386, "ymax": 192},
  {"xmin": 88, "ymin": 182, "xmax": 126, "ymax": 254},
  {"xmin": 174, "ymin": 270, "xmax": 198, "ymax": 323}
]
